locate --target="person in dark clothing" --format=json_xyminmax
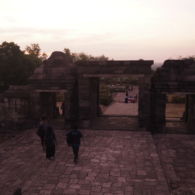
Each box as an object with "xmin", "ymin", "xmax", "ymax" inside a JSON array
[
  {"xmin": 125, "ymin": 96, "xmax": 128, "ymax": 103},
  {"xmin": 66, "ymin": 125, "xmax": 83, "ymax": 164},
  {"xmin": 36, "ymin": 116, "xmax": 48, "ymax": 151},
  {"xmin": 13, "ymin": 188, "xmax": 22, "ymax": 195},
  {"xmin": 125, "ymin": 89, "xmax": 128, "ymax": 97},
  {"xmin": 44, "ymin": 126, "xmax": 57, "ymax": 160}
]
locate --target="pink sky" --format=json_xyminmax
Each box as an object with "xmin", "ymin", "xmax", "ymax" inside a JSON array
[{"xmin": 1, "ymin": 0, "xmax": 195, "ymax": 63}]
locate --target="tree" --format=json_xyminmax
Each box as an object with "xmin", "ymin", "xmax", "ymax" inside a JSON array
[
  {"xmin": 25, "ymin": 43, "xmax": 41, "ymax": 57},
  {"xmin": 63, "ymin": 48, "xmax": 109, "ymax": 62},
  {"xmin": 0, "ymin": 42, "xmax": 24, "ymax": 91},
  {"xmin": 24, "ymin": 43, "xmax": 45, "ymax": 76},
  {"xmin": 0, "ymin": 42, "xmax": 42, "ymax": 92},
  {"xmin": 64, "ymin": 48, "xmax": 71, "ymax": 57},
  {"xmin": 25, "ymin": 43, "xmax": 48, "ymax": 62},
  {"xmin": 40, "ymin": 52, "xmax": 48, "ymax": 61}
]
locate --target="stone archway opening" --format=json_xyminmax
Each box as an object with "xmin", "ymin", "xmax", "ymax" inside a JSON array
[
  {"xmin": 165, "ymin": 93, "xmax": 187, "ymax": 133},
  {"xmin": 38, "ymin": 90, "xmax": 67, "ymax": 129},
  {"xmin": 55, "ymin": 92, "xmax": 65, "ymax": 118},
  {"xmin": 87, "ymin": 75, "xmax": 146, "ymax": 131},
  {"xmin": 99, "ymin": 76, "xmax": 139, "ymax": 117}
]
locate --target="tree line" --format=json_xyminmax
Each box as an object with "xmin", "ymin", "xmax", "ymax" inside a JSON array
[{"xmin": 0, "ymin": 42, "xmax": 109, "ymax": 92}]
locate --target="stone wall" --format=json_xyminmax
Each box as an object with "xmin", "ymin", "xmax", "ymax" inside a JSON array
[
  {"xmin": 138, "ymin": 76, "xmax": 152, "ymax": 129},
  {"xmin": 0, "ymin": 86, "xmax": 34, "ymax": 130},
  {"xmin": 151, "ymin": 59, "xmax": 195, "ymax": 133},
  {"xmin": 187, "ymin": 95, "xmax": 195, "ymax": 133},
  {"xmin": 78, "ymin": 60, "xmax": 153, "ymax": 76},
  {"xmin": 0, "ymin": 51, "xmax": 155, "ymax": 130}
]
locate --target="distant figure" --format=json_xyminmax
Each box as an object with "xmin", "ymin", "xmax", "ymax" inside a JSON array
[
  {"xmin": 13, "ymin": 188, "xmax": 22, "ymax": 195},
  {"xmin": 125, "ymin": 90, "xmax": 128, "ymax": 97},
  {"xmin": 54, "ymin": 106, "xmax": 60, "ymax": 118},
  {"xmin": 44, "ymin": 126, "xmax": 57, "ymax": 160},
  {"xmin": 36, "ymin": 116, "xmax": 48, "ymax": 151},
  {"xmin": 66, "ymin": 124, "xmax": 83, "ymax": 164},
  {"xmin": 125, "ymin": 96, "xmax": 128, "ymax": 103}
]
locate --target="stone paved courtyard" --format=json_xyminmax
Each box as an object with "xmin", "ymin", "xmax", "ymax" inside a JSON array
[
  {"xmin": 154, "ymin": 134, "xmax": 195, "ymax": 194},
  {"xmin": 0, "ymin": 129, "xmax": 171, "ymax": 195},
  {"xmin": 103, "ymin": 92, "xmax": 138, "ymax": 116},
  {"xmin": 1, "ymin": 91, "xmax": 195, "ymax": 195}
]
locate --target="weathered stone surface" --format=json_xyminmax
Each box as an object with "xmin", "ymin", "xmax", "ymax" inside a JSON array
[
  {"xmin": 150, "ymin": 59, "xmax": 195, "ymax": 133},
  {"xmin": 0, "ymin": 129, "xmax": 170, "ymax": 195},
  {"xmin": 0, "ymin": 51, "xmax": 154, "ymax": 129},
  {"xmin": 1, "ymin": 53, "xmax": 195, "ymax": 133},
  {"xmin": 154, "ymin": 134, "xmax": 195, "ymax": 194},
  {"xmin": 77, "ymin": 60, "xmax": 153, "ymax": 75}
]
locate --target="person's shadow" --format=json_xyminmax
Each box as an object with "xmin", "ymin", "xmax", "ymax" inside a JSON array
[{"xmin": 13, "ymin": 188, "xmax": 22, "ymax": 195}]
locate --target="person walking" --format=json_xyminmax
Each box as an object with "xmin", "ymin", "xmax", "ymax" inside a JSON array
[
  {"xmin": 44, "ymin": 125, "xmax": 57, "ymax": 160},
  {"xmin": 36, "ymin": 116, "xmax": 48, "ymax": 151},
  {"xmin": 66, "ymin": 124, "xmax": 83, "ymax": 164},
  {"xmin": 13, "ymin": 188, "xmax": 22, "ymax": 195}
]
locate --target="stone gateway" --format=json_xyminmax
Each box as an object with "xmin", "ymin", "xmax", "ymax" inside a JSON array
[{"xmin": 0, "ymin": 52, "xmax": 195, "ymax": 134}]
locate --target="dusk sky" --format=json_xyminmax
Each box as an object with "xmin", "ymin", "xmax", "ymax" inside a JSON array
[{"xmin": 1, "ymin": 0, "xmax": 195, "ymax": 63}]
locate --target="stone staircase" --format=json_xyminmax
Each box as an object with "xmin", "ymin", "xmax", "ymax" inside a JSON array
[
  {"xmin": 164, "ymin": 120, "xmax": 187, "ymax": 134},
  {"xmin": 91, "ymin": 116, "xmax": 141, "ymax": 131},
  {"xmin": 52, "ymin": 116, "xmax": 142, "ymax": 131}
]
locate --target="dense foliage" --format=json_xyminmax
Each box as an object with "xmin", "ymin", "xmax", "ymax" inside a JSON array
[
  {"xmin": 0, "ymin": 43, "xmax": 109, "ymax": 92},
  {"xmin": 64, "ymin": 48, "xmax": 109, "ymax": 62},
  {"xmin": 0, "ymin": 42, "xmax": 44, "ymax": 92},
  {"xmin": 99, "ymin": 84, "xmax": 113, "ymax": 106}
]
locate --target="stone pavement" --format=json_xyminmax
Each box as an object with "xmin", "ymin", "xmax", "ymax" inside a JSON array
[
  {"xmin": 96, "ymin": 91, "xmax": 139, "ymax": 130},
  {"xmin": 91, "ymin": 117, "xmax": 139, "ymax": 130},
  {"xmin": 103, "ymin": 92, "xmax": 138, "ymax": 116},
  {"xmin": 154, "ymin": 134, "xmax": 195, "ymax": 194},
  {"xmin": 0, "ymin": 129, "xmax": 170, "ymax": 195},
  {"xmin": 103, "ymin": 103, "xmax": 138, "ymax": 116}
]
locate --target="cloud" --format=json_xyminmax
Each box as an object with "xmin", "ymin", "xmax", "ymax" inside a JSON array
[
  {"xmin": 0, "ymin": 26, "xmax": 118, "ymax": 45},
  {"xmin": 0, "ymin": 27, "xmax": 74, "ymax": 36}
]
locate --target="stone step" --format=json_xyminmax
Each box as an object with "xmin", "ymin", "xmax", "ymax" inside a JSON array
[{"xmin": 91, "ymin": 116, "xmax": 141, "ymax": 130}]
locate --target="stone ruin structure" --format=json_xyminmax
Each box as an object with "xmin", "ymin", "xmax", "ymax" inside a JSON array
[
  {"xmin": 150, "ymin": 59, "xmax": 195, "ymax": 134},
  {"xmin": 0, "ymin": 51, "xmax": 195, "ymax": 134}
]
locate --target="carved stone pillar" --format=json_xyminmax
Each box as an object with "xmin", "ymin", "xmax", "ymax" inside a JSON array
[
  {"xmin": 89, "ymin": 78, "xmax": 99, "ymax": 120},
  {"xmin": 150, "ymin": 92, "xmax": 166, "ymax": 133},
  {"xmin": 29, "ymin": 92, "xmax": 41, "ymax": 120},
  {"xmin": 138, "ymin": 76, "xmax": 151, "ymax": 129},
  {"xmin": 187, "ymin": 95, "xmax": 195, "ymax": 134}
]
